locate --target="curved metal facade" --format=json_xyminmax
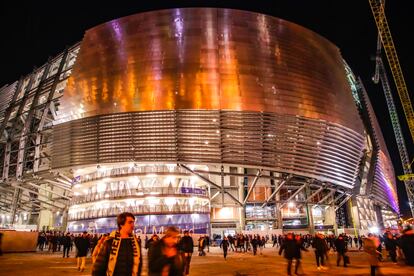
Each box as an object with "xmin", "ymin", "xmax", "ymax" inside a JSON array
[
  {"xmin": 53, "ymin": 110, "xmax": 363, "ymax": 188},
  {"xmin": 359, "ymin": 83, "xmax": 399, "ymax": 213},
  {"xmin": 53, "ymin": 8, "xmax": 365, "ymax": 189}
]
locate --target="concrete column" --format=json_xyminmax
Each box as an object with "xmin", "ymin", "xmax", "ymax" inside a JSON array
[
  {"xmin": 38, "ymin": 209, "xmax": 53, "ymax": 231},
  {"xmin": 324, "ymin": 196, "xmax": 337, "ymax": 234},
  {"xmin": 275, "ymin": 181, "xmax": 283, "ymax": 229},
  {"xmin": 238, "ymin": 167, "xmax": 246, "ymax": 230},
  {"xmin": 307, "ymin": 204, "xmax": 314, "ymax": 234},
  {"xmin": 62, "ymin": 208, "xmax": 68, "ymax": 231}
]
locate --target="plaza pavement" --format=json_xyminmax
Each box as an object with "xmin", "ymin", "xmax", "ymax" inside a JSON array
[{"xmin": 0, "ymin": 246, "xmax": 411, "ymax": 275}]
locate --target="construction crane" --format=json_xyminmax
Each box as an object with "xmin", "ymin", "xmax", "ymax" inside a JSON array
[{"xmin": 369, "ymin": 0, "xmax": 414, "ymax": 217}]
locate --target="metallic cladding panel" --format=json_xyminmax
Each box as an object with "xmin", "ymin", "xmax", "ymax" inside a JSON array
[
  {"xmin": 52, "ymin": 110, "xmax": 365, "ymax": 188},
  {"xmin": 57, "ymin": 8, "xmax": 363, "ymax": 135},
  {"xmin": 361, "ymin": 88, "xmax": 399, "ymax": 213}
]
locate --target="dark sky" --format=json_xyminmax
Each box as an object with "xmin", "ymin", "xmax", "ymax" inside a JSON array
[{"xmin": 1, "ymin": 1, "xmax": 413, "ymax": 216}]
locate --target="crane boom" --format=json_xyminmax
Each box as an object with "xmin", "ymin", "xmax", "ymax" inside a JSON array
[
  {"xmin": 375, "ymin": 57, "xmax": 414, "ymax": 216},
  {"xmin": 370, "ymin": 0, "xmax": 414, "ymax": 216},
  {"xmin": 368, "ymin": 0, "xmax": 414, "ymax": 143}
]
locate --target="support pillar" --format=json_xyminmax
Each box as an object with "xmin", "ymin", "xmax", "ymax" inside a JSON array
[
  {"xmin": 238, "ymin": 169, "xmax": 246, "ymax": 230},
  {"xmin": 11, "ymin": 187, "xmax": 21, "ymax": 226},
  {"xmin": 307, "ymin": 204, "xmax": 315, "ymax": 234},
  {"xmin": 275, "ymin": 179, "xmax": 283, "ymax": 229},
  {"xmin": 38, "ymin": 209, "xmax": 53, "ymax": 231}
]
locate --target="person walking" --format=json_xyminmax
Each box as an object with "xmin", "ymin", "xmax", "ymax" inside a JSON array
[
  {"xmin": 205, "ymin": 235, "xmax": 210, "ymax": 253},
  {"xmin": 313, "ymin": 233, "xmax": 329, "ymax": 270},
  {"xmin": 251, "ymin": 235, "xmax": 259, "ymax": 256},
  {"xmin": 75, "ymin": 231, "xmax": 90, "ymax": 272},
  {"xmin": 400, "ymin": 226, "xmax": 414, "ymax": 266},
  {"xmin": 148, "ymin": 226, "xmax": 184, "ymax": 276},
  {"xmin": 62, "ymin": 232, "xmax": 72, "ymax": 258},
  {"xmin": 198, "ymin": 236, "xmax": 206, "ymax": 256},
  {"xmin": 334, "ymin": 234, "xmax": 348, "ymax": 267},
  {"xmin": 279, "ymin": 233, "xmax": 307, "ymax": 276},
  {"xmin": 92, "ymin": 212, "xmax": 142, "ymax": 275},
  {"xmin": 220, "ymin": 236, "xmax": 230, "ymax": 259},
  {"xmin": 179, "ymin": 230, "xmax": 194, "ymax": 276},
  {"xmin": 259, "ymin": 236, "xmax": 265, "ymax": 255},
  {"xmin": 384, "ymin": 231, "xmax": 398, "ymax": 264},
  {"xmin": 364, "ymin": 234, "xmax": 381, "ymax": 276},
  {"xmin": 146, "ymin": 234, "xmax": 160, "ymax": 251}
]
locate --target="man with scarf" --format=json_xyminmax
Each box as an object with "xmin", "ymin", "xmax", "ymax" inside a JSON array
[{"xmin": 92, "ymin": 212, "xmax": 142, "ymax": 276}]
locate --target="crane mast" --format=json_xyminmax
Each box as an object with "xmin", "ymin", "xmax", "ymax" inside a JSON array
[
  {"xmin": 369, "ymin": 0, "xmax": 414, "ymax": 142},
  {"xmin": 370, "ymin": 0, "xmax": 414, "ymax": 217}
]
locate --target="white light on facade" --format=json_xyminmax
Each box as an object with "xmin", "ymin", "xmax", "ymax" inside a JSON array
[
  {"xmin": 97, "ymin": 182, "xmax": 107, "ymax": 193},
  {"xmin": 190, "ymin": 175, "xmax": 198, "ymax": 184},
  {"xmin": 147, "ymin": 197, "xmax": 159, "ymax": 206},
  {"xmin": 288, "ymin": 202, "xmax": 295, "ymax": 208},
  {"xmin": 164, "ymin": 176, "xmax": 175, "ymax": 185},
  {"xmin": 188, "ymin": 197, "xmax": 196, "ymax": 206},
  {"xmin": 165, "ymin": 198, "xmax": 176, "ymax": 206},
  {"xmin": 369, "ymin": 226, "xmax": 379, "ymax": 234},
  {"xmin": 217, "ymin": 207, "xmax": 233, "ymax": 219}
]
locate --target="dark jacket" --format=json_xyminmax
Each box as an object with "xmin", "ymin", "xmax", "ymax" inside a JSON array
[
  {"xmin": 334, "ymin": 237, "xmax": 347, "ymax": 253},
  {"xmin": 279, "ymin": 238, "xmax": 297, "ymax": 259},
  {"xmin": 294, "ymin": 238, "xmax": 307, "ymax": 259},
  {"xmin": 400, "ymin": 230, "xmax": 414, "ymax": 266},
  {"xmin": 62, "ymin": 235, "xmax": 72, "ymax": 247},
  {"xmin": 75, "ymin": 236, "xmax": 89, "ymax": 257},
  {"xmin": 384, "ymin": 237, "xmax": 397, "ymax": 251},
  {"xmin": 92, "ymin": 237, "xmax": 142, "ymax": 276},
  {"xmin": 220, "ymin": 239, "xmax": 229, "ymax": 250},
  {"xmin": 313, "ymin": 236, "xmax": 328, "ymax": 253},
  {"xmin": 148, "ymin": 239, "xmax": 184, "ymax": 276},
  {"xmin": 179, "ymin": 236, "xmax": 194, "ymax": 253}
]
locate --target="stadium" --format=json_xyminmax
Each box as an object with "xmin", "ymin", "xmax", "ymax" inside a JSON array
[{"xmin": 0, "ymin": 8, "xmax": 399, "ymax": 236}]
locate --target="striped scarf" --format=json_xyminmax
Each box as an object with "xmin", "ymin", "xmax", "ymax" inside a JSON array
[{"xmin": 107, "ymin": 230, "xmax": 140, "ymax": 276}]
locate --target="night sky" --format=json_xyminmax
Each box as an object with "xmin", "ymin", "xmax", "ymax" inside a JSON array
[{"xmin": 1, "ymin": 1, "xmax": 413, "ymax": 217}]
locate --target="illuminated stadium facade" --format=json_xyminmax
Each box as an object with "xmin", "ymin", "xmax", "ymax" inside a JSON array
[{"xmin": 0, "ymin": 8, "xmax": 399, "ymax": 234}]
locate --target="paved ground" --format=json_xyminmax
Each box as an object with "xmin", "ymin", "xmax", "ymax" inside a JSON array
[{"xmin": 0, "ymin": 246, "xmax": 411, "ymax": 275}]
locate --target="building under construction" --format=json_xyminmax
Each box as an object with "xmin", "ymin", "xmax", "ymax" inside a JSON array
[{"xmin": 0, "ymin": 8, "xmax": 400, "ymax": 235}]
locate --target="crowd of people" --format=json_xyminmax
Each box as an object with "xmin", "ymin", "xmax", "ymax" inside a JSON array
[{"xmin": 33, "ymin": 214, "xmax": 414, "ymax": 276}]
